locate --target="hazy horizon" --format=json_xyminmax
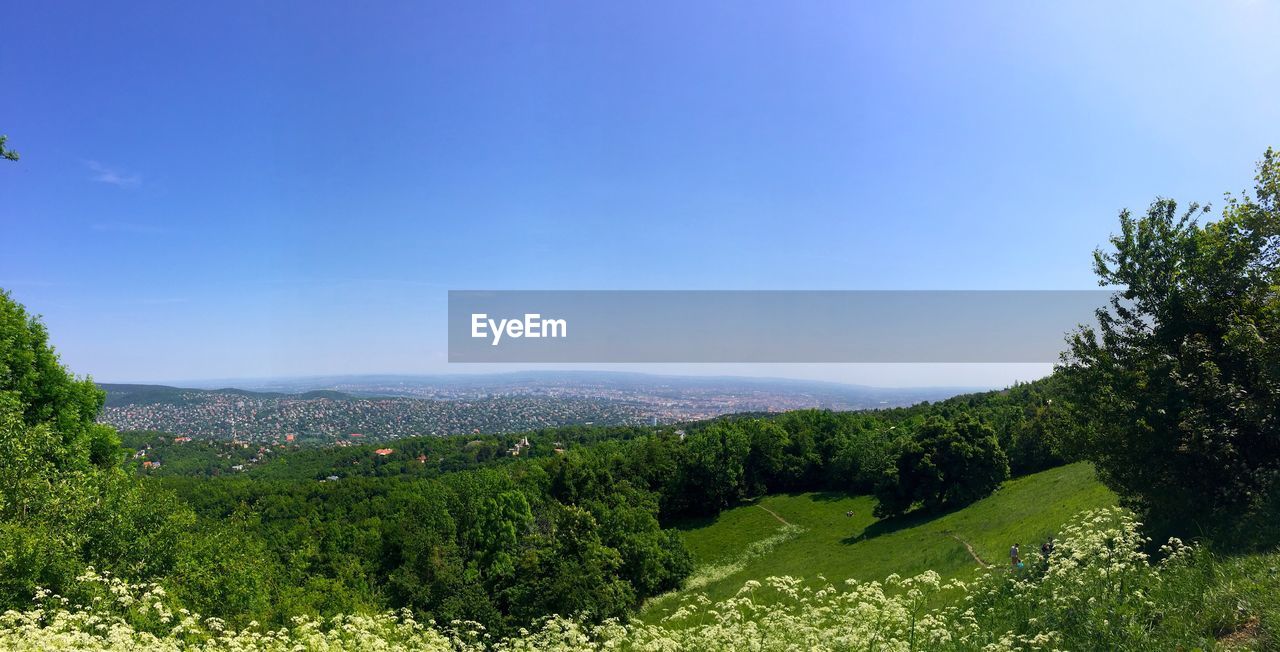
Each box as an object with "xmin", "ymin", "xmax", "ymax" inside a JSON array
[{"xmin": 95, "ymin": 363, "xmax": 1049, "ymax": 391}]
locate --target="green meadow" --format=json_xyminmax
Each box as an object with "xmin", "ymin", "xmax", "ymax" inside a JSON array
[{"xmin": 645, "ymin": 462, "xmax": 1116, "ymax": 617}]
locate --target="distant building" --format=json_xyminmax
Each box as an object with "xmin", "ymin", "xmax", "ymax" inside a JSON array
[
  {"xmin": 375, "ymin": 448, "xmax": 394, "ymax": 456},
  {"xmin": 416, "ymin": 454, "xmax": 427, "ymax": 463},
  {"xmin": 507, "ymin": 436, "xmax": 532, "ymax": 456}
]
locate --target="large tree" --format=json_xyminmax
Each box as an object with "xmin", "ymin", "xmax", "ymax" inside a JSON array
[
  {"xmin": 873, "ymin": 414, "xmax": 1009, "ymax": 517},
  {"xmin": 1061, "ymin": 148, "xmax": 1280, "ymax": 532}
]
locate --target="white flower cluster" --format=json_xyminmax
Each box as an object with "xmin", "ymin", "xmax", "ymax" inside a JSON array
[{"xmin": 0, "ymin": 508, "xmax": 1195, "ymax": 651}]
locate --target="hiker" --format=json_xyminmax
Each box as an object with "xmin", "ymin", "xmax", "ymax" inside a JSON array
[
  {"xmin": 1034, "ymin": 535, "xmax": 1054, "ymax": 555},
  {"xmin": 1010, "ymin": 543, "xmax": 1021, "ymax": 568}
]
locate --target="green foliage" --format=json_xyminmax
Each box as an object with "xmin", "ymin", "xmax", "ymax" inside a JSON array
[
  {"xmin": 873, "ymin": 415, "xmax": 1010, "ymax": 517},
  {"xmin": 1, "ymin": 290, "xmax": 115, "ymax": 473},
  {"xmin": 11, "ymin": 505, "xmax": 1280, "ymax": 651},
  {"xmin": 170, "ymin": 519, "xmax": 277, "ymax": 625},
  {"xmin": 679, "ymin": 423, "xmax": 751, "ymax": 513},
  {"xmin": 0, "ymin": 291, "xmax": 198, "ymax": 613},
  {"xmin": 1062, "ymin": 147, "xmax": 1280, "ymax": 536},
  {"xmin": 470, "ymin": 491, "xmax": 533, "ymax": 581},
  {"xmin": 0, "ymin": 135, "xmax": 17, "ymax": 162}
]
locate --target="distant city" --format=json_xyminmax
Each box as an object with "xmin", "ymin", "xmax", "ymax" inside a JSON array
[{"xmin": 98, "ymin": 372, "xmax": 979, "ymax": 444}]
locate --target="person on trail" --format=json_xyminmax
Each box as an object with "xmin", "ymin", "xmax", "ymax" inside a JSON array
[{"xmin": 1010, "ymin": 543, "xmax": 1021, "ymax": 568}]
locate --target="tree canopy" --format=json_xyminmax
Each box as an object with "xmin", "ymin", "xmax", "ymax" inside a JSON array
[{"xmin": 1062, "ymin": 148, "xmax": 1280, "ymax": 535}]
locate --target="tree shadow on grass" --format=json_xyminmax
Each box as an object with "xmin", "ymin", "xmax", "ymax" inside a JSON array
[
  {"xmin": 668, "ymin": 512, "xmax": 721, "ymax": 532},
  {"xmin": 808, "ymin": 490, "xmax": 857, "ymax": 503},
  {"xmin": 841, "ymin": 503, "xmax": 966, "ymax": 545},
  {"xmin": 666, "ymin": 496, "xmax": 785, "ymax": 532}
]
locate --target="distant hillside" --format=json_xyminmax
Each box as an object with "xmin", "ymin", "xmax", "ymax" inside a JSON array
[
  {"xmin": 98, "ymin": 383, "xmax": 336, "ymax": 407},
  {"xmin": 147, "ymin": 371, "xmax": 982, "ymax": 412}
]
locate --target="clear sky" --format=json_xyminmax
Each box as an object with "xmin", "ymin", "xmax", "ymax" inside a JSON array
[{"xmin": 3, "ymin": 1, "xmax": 1279, "ymax": 386}]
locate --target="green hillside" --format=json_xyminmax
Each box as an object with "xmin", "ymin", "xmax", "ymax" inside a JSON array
[{"xmin": 646, "ymin": 462, "xmax": 1115, "ymax": 617}]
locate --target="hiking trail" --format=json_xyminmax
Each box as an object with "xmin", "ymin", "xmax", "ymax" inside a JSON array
[
  {"xmin": 946, "ymin": 532, "xmax": 991, "ymax": 568},
  {"xmin": 755, "ymin": 503, "xmax": 791, "ymax": 526}
]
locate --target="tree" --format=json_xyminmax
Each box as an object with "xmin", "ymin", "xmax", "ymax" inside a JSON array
[
  {"xmin": 0, "ymin": 290, "xmax": 192, "ymax": 611},
  {"xmin": 470, "ymin": 490, "xmax": 533, "ymax": 581},
  {"xmin": 873, "ymin": 415, "xmax": 1009, "ymax": 517},
  {"xmin": 0, "ymin": 291, "xmax": 119, "ymax": 472},
  {"xmin": 1061, "ymin": 148, "xmax": 1280, "ymax": 533},
  {"xmin": 680, "ymin": 423, "xmax": 750, "ymax": 513},
  {"xmin": 742, "ymin": 419, "xmax": 787, "ymax": 495},
  {"xmin": 0, "ymin": 135, "xmax": 17, "ymax": 162},
  {"xmin": 504, "ymin": 504, "xmax": 634, "ymax": 623}
]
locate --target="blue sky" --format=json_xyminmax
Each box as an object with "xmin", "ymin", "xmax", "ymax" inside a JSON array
[{"xmin": 3, "ymin": 1, "xmax": 1279, "ymax": 386}]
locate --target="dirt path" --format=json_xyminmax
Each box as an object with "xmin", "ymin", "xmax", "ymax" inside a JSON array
[
  {"xmin": 755, "ymin": 503, "xmax": 792, "ymax": 526},
  {"xmin": 946, "ymin": 532, "xmax": 991, "ymax": 568}
]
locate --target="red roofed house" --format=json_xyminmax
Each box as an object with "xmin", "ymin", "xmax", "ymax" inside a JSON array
[{"xmin": 375, "ymin": 448, "xmax": 394, "ymax": 456}]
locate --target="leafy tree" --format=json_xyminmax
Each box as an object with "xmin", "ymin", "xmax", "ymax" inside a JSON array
[
  {"xmin": 504, "ymin": 504, "xmax": 634, "ymax": 623},
  {"xmin": 0, "ymin": 291, "xmax": 197, "ymax": 612},
  {"xmin": 680, "ymin": 423, "xmax": 750, "ymax": 513},
  {"xmin": 1061, "ymin": 148, "xmax": 1280, "ymax": 533},
  {"xmin": 470, "ymin": 490, "xmax": 533, "ymax": 582},
  {"xmin": 584, "ymin": 486, "xmax": 692, "ymax": 598},
  {"xmin": 743, "ymin": 419, "xmax": 788, "ymax": 495},
  {"xmin": 874, "ymin": 415, "xmax": 1009, "ymax": 517},
  {"xmin": 1, "ymin": 290, "xmax": 118, "ymax": 472}
]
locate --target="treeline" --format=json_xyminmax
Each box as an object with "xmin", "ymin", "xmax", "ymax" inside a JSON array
[{"xmin": 120, "ymin": 424, "xmax": 658, "ymax": 480}]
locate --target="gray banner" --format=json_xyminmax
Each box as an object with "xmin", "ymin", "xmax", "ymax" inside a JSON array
[{"xmin": 448, "ymin": 290, "xmax": 1108, "ymax": 363}]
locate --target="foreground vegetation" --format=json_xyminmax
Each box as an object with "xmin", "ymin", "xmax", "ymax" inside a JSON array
[{"xmin": 3, "ymin": 507, "xmax": 1275, "ymax": 650}]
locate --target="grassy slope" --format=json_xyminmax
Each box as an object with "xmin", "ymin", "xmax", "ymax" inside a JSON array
[{"xmin": 646, "ymin": 462, "xmax": 1116, "ymax": 618}]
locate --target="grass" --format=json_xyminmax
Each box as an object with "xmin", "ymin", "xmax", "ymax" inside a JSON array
[{"xmin": 644, "ymin": 462, "xmax": 1117, "ymax": 619}]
